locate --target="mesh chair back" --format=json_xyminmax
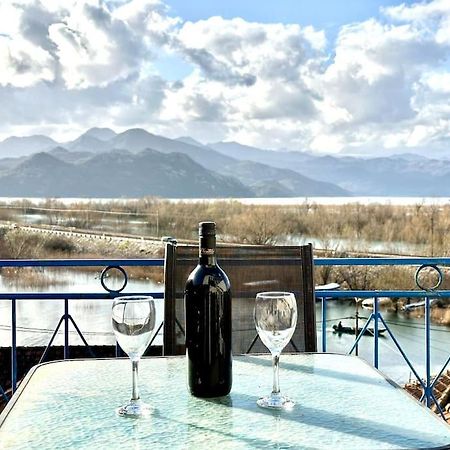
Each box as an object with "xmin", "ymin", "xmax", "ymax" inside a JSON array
[{"xmin": 163, "ymin": 243, "xmax": 316, "ymax": 355}]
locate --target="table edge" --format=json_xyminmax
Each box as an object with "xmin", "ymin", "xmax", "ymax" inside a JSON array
[{"xmin": 1, "ymin": 352, "xmax": 450, "ymax": 448}]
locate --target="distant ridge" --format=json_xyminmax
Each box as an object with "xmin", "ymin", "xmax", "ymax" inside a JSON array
[
  {"xmin": 0, "ymin": 148, "xmax": 253, "ymax": 198},
  {"xmin": 222, "ymin": 160, "xmax": 349, "ymax": 196},
  {"xmin": 1, "ymin": 126, "xmax": 447, "ymax": 196},
  {"xmin": 210, "ymin": 141, "xmax": 450, "ymax": 196},
  {"xmin": 176, "ymin": 136, "xmax": 205, "ymax": 147},
  {"xmin": 0, "ymin": 135, "xmax": 57, "ymax": 158},
  {"xmin": 82, "ymin": 127, "xmax": 117, "ymax": 141},
  {"xmin": 66, "ymin": 135, "xmax": 111, "ymax": 154}
]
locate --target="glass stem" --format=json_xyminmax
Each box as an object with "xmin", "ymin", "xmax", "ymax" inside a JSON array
[
  {"xmin": 131, "ymin": 359, "xmax": 140, "ymax": 401},
  {"xmin": 272, "ymin": 353, "xmax": 280, "ymax": 394}
]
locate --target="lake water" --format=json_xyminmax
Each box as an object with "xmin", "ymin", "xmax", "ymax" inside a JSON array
[
  {"xmin": 1, "ymin": 269, "xmax": 449, "ymax": 385},
  {"xmin": 282, "ymin": 234, "xmax": 427, "ymax": 254},
  {"xmin": 170, "ymin": 196, "xmax": 450, "ymax": 206},
  {"xmin": 0, "ymin": 270, "xmax": 165, "ymax": 347},
  {"xmin": 318, "ymin": 299, "xmax": 450, "ymax": 385},
  {"xmin": 2, "ymin": 196, "xmax": 450, "ymax": 206}
]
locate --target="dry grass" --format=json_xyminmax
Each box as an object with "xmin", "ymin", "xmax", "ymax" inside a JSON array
[
  {"xmin": 0, "ymin": 230, "xmax": 78, "ymax": 259},
  {"xmin": 432, "ymin": 308, "xmax": 450, "ymax": 326},
  {"xmin": 0, "ymin": 227, "xmax": 164, "ymax": 284},
  {"xmin": 3, "ymin": 198, "xmax": 448, "ymax": 253}
]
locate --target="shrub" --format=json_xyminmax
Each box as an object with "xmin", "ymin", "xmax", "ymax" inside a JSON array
[
  {"xmin": 4, "ymin": 231, "xmax": 44, "ymax": 258},
  {"xmin": 43, "ymin": 236, "xmax": 76, "ymax": 253},
  {"xmin": 0, "ymin": 228, "xmax": 12, "ymax": 258}
]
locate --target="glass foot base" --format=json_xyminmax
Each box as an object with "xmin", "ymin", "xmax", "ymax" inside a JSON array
[
  {"xmin": 257, "ymin": 393, "xmax": 295, "ymax": 410},
  {"xmin": 116, "ymin": 399, "xmax": 152, "ymax": 418}
]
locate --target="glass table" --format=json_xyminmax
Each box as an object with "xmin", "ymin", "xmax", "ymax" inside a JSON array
[{"xmin": 1, "ymin": 354, "xmax": 449, "ymax": 449}]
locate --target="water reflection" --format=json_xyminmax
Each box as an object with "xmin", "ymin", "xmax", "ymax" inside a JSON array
[
  {"xmin": 284, "ymin": 234, "xmax": 427, "ymax": 255},
  {"xmin": 317, "ymin": 299, "xmax": 450, "ymax": 384},
  {"xmin": 0, "ymin": 269, "xmax": 163, "ymax": 347}
]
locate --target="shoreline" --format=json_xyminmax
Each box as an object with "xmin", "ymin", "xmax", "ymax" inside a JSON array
[{"xmin": 2, "ymin": 196, "xmax": 450, "ymax": 206}]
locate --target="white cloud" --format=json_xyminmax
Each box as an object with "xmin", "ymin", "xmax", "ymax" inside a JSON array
[
  {"xmin": 175, "ymin": 17, "xmax": 325, "ymax": 84},
  {"xmin": 47, "ymin": 0, "xmax": 157, "ymax": 89},
  {"xmin": 0, "ymin": 0, "xmax": 175, "ymax": 89},
  {"xmin": 158, "ymin": 15, "xmax": 325, "ymax": 146},
  {"xmin": 0, "ymin": 36, "xmax": 54, "ymax": 87},
  {"xmin": 422, "ymin": 71, "xmax": 450, "ymax": 93},
  {"xmin": 311, "ymin": 2, "xmax": 450, "ymax": 154},
  {"xmin": 0, "ymin": 0, "xmax": 449, "ymax": 157}
]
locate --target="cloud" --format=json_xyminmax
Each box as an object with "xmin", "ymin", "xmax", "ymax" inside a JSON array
[
  {"xmin": 0, "ymin": 0, "xmax": 175, "ymax": 89},
  {"xmin": 175, "ymin": 17, "xmax": 325, "ymax": 84},
  {"xmin": 0, "ymin": 0, "xmax": 448, "ymax": 156},
  {"xmin": 159, "ymin": 15, "xmax": 325, "ymax": 138},
  {"xmin": 0, "ymin": 36, "xmax": 54, "ymax": 87},
  {"xmin": 311, "ymin": 2, "xmax": 450, "ymax": 153},
  {"xmin": 0, "ymin": 0, "xmax": 174, "ymax": 139}
]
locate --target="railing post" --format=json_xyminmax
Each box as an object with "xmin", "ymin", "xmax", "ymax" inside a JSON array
[
  {"xmin": 414, "ymin": 264, "xmax": 443, "ymax": 409},
  {"xmin": 355, "ymin": 300, "xmax": 359, "ymax": 356},
  {"xmin": 163, "ymin": 243, "xmax": 177, "ymax": 355},
  {"xmin": 321, "ymin": 297, "xmax": 327, "ymax": 352},
  {"xmin": 425, "ymin": 295, "xmax": 432, "ymax": 407},
  {"xmin": 373, "ymin": 296, "xmax": 379, "ymax": 369},
  {"xmin": 64, "ymin": 299, "xmax": 69, "ymax": 359},
  {"xmin": 11, "ymin": 298, "xmax": 17, "ymax": 393}
]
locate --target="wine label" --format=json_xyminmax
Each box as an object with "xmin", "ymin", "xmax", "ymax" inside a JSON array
[
  {"xmin": 199, "ymin": 235, "xmax": 216, "ymax": 255},
  {"xmin": 200, "ymin": 248, "xmax": 216, "ymax": 256}
]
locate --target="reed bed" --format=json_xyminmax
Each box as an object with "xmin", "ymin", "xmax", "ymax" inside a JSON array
[
  {"xmin": 0, "ymin": 198, "xmax": 449, "ymax": 301},
  {"xmin": 2, "ymin": 198, "xmax": 448, "ymax": 253}
]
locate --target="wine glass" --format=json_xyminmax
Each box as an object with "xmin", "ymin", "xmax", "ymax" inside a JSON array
[
  {"xmin": 112, "ymin": 295, "xmax": 156, "ymax": 418},
  {"xmin": 254, "ymin": 291, "xmax": 297, "ymax": 410}
]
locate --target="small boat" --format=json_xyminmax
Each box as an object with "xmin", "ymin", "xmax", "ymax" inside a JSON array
[
  {"xmin": 332, "ymin": 323, "xmax": 387, "ymax": 336},
  {"xmin": 315, "ymin": 282, "xmax": 340, "ymax": 291},
  {"xmin": 402, "ymin": 298, "xmax": 440, "ymax": 311},
  {"xmin": 315, "ymin": 283, "xmax": 340, "ymax": 301},
  {"xmin": 361, "ymin": 297, "xmax": 392, "ymax": 309}
]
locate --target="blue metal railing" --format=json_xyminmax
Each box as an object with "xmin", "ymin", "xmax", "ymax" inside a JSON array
[
  {"xmin": 315, "ymin": 256, "xmax": 450, "ymax": 419},
  {"xmin": 0, "ymin": 258, "xmax": 165, "ymax": 399},
  {"xmin": 1, "ymin": 256, "xmax": 450, "ymax": 419}
]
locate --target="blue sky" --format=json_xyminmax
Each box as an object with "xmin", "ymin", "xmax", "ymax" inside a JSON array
[
  {"xmin": 167, "ymin": 0, "xmax": 413, "ymax": 28},
  {"xmin": 156, "ymin": 0, "xmax": 418, "ymax": 80},
  {"xmin": 0, "ymin": 0, "xmax": 449, "ymax": 157}
]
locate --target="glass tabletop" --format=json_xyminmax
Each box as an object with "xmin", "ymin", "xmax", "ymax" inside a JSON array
[{"xmin": 1, "ymin": 354, "xmax": 449, "ymax": 449}]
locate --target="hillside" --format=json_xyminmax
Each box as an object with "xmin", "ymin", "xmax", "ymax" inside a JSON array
[{"xmin": 0, "ymin": 150, "xmax": 253, "ymax": 198}]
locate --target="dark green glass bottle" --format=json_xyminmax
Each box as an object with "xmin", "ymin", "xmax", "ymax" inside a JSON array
[{"xmin": 185, "ymin": 222, "xmax": 232, "ymax": 397}]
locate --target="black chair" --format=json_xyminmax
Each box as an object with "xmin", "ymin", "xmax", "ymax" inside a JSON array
[{"xmin": 163, "ymin": 243, "xmax": 316, "ymax": 355}]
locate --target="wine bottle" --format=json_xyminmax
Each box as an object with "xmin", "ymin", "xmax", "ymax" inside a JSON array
[{"xmin": 185, "ymin": 221, "xmax": 232, "ymax": 397}]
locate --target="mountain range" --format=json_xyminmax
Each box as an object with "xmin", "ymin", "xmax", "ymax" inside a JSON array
[{"xmin": 0, "ymin": 127, "xmax": 448, "ymax": 198}]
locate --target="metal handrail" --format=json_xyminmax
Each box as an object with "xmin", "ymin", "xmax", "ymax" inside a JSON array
[
  {"xmin": 315, "ymin": 257, "xmax": 450, "ymax": 265},
  {"xmin": 0, "ymin": 258, "xmax": 165, "ymax": 398},
  {"xmin": 1, "ymin": 256, "xmax": 449, "ymax": 419},
  {"xmin": 315, "ymin": 256, "xmax": 450, "ymax": 419}
]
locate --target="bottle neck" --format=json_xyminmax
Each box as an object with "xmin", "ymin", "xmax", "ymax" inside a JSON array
[{"xmin": 199, "ymin": 235, "xmax": 217, "ymax": 266}]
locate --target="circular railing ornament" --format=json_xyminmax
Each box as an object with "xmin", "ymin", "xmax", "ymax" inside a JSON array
[
  {"xmin": 415, "ymin": 264, "xmax": 443, "ymax": 292},
  {"xmin": 100, "ymin": 265, "xmax": 128, "ymax": 293}
]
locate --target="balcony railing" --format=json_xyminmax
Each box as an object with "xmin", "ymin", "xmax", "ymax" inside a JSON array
[
  {"xmin": 1, "ymin": 256, "xmax": 449, "ymax": 419},
  {"xmin": 315, "ymin": 256, "xmax": 450, "ymax": 419},
  {"xmin": 0, "ymin": 258, "xmax": 164, "ymax": 400}
]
